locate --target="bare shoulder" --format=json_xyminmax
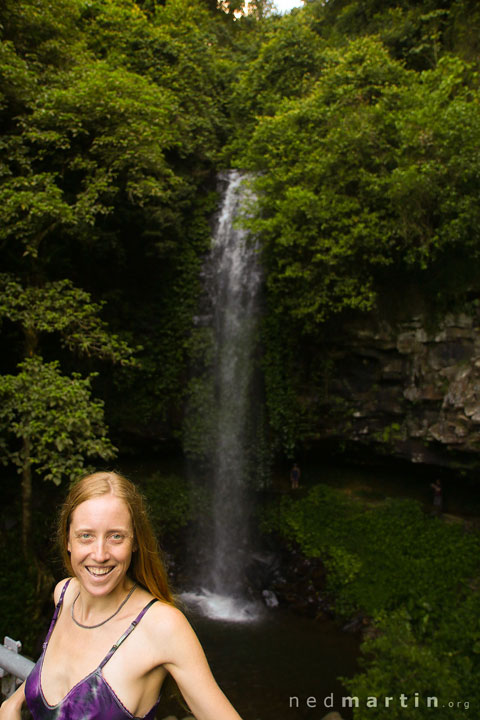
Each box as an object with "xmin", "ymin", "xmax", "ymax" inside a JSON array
[
  {"xmin": 141, "ymin": 602, "xmax": 201, "ymax": 661},
  {"xmin": 53, "ymin": 577, "xmax": 74, "ymax": 604},
  {"xmin": 143, "ymin": 601, "xmax": 191, "ymax": 637}
]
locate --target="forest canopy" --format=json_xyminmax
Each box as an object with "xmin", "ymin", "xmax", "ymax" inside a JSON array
[{"xmin": 1, "ymin": 0, "xmax": 480, "ymax": 481}]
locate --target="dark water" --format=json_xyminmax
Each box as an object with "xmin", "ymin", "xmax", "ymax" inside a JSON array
[{"xmin": 158, "ymin": 605, "xmax": 359, "ymax": 720}]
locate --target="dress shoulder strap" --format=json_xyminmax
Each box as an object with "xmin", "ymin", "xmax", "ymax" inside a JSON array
[
  {"xmin": 43, "ymin": 578, "xmax": 72, "ymax": 650},
  {"xmin": 99, "ymin": 599, "xmax": 158, "ymax": 670}
]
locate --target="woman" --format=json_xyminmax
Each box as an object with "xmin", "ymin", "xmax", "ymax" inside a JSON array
[{"xmin": 0, "ymin": 471, "xmax": 243, "ymax": 720}]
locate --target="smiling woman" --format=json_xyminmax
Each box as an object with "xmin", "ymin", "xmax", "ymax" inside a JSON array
[
  {"xmin": 67, "ymin": 496, "xmax": 138, "ymax": 605},
  {"xmin": 0, "ymin": 471, "xmax": 244, "ymax": 720}
]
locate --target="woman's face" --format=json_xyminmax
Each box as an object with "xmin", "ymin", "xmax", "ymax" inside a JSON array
[{"xmin": 67, "ymin": 494, "xmax": 135, "ymax": 595}]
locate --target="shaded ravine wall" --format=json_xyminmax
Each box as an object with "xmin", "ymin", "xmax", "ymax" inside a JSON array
[{"xmin": 297, "ymin": 305, "xmax": 480, "ymax": 472}]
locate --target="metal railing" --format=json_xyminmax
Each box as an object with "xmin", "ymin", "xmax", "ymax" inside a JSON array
[{"xmin": 0, "ymin": 637, "xmax": 34, "ymax": 698}]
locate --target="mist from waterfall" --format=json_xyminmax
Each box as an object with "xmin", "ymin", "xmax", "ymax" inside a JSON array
[{"xmin": 183, "ymin": 170, "xmax": 263, "ymax": 622}]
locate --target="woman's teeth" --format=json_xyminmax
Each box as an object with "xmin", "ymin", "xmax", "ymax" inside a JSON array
[{"xmin": 87, "ymin": 567, "xmax": 113, "ymax": 576}]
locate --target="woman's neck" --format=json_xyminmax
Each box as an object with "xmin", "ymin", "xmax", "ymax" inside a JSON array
[{"xmin": 73, "ymin": 578, "xmax": 136, "ymax": 626}]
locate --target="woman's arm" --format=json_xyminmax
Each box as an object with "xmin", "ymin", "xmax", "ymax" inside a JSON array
[
  {"xmin": 0, "ymin": 682, "xmax": 26, "ymax": 720},
  {"xmin": 153, "ymin": 606, "xmax": 243, "ymax": 720}
]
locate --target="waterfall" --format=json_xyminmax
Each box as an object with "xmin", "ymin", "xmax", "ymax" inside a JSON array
[{"xmin": 183, "ymin": 170, "xmax": 263, "ymax": 622}]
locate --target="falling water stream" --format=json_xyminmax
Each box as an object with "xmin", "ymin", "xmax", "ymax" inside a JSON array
[
  {"xmin": 182, "ymin": 170, "xmax": 263, "ymax": 621},
  {"xmin": 208, "ymin": 170, "xmax": 262, "ymax": 599}
]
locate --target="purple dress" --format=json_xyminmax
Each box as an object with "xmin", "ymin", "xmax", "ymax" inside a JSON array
[{"xmin": 25, "ymin": 580, "xmax": 161, "ymax": 720}]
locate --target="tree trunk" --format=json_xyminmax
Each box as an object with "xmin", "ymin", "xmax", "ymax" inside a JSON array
[
  {"xmin": 21, "ymin": 326, "xmax": 38, "ymax": 556},
  {"xmin": 21, "ymin": 437, "xmax": 32, "ymax": 557},
  {"xmin": 24, "ymin": 326, "xmax": 39, "ymax": 357}
]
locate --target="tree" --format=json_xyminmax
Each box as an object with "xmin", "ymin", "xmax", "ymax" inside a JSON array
[
  {"xmin": 232, "ymin": 13, "xmax": 323, "ymax": 116},
  {"xmin": 0, "ymin": 0, "xmax": 219, "ymax": 492},
  {"xmin": 0, "ymin": 274, "xmax": 136, "ymax": 555},
  {"xmin": 247, "ymin": 0, "xmax": 275, "ymax": 19},
  {"xmin": 242, "ymin": 40, "xmax": 480, "ymax": 330},
  {"xmin": 0, "ymin": 275, "xmax": 136, "ymax": 361},
  {"xmin": 0, "ymin": 358, "xmax": 116, "ymax": 553},
  {"xmin": 236, "ymin": 37, "xmax": 480, "ymax": 454}
]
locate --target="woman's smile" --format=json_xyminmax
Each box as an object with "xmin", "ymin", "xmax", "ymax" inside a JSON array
[{"xmin": 85, "ymin": 566, "xmax": 115, "ymax": 577}]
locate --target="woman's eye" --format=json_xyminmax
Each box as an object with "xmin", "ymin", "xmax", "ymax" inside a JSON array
[{"xmin": 110, "ymin": 534, "xmax": 124, "ymax": 542}]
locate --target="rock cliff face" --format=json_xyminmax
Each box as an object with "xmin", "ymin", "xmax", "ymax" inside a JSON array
[{"xmin": 310, "ymin": 305, "xmax": 480, "ymax": 471}]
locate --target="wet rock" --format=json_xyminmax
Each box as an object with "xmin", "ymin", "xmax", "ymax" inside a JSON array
[
  {"xmin": 397, "ymin": 331, "xmax": 426, "ymax": 355},
  {"xmin": 245, "ymin": 551, "xmax": 280, "ymax": 590},
  {"xmin": 265, "ymin": 546, "xmax": 329, "ymax": 618},
  {"xmin": 342, "ymin": 613, "xmax": 368, "ymax": 633},
  {"xmin": 262, "ymin": 589, "xmax": 279, "ymax": 608},
  {"xmin": 445, "ymin": 312, "xmax": 473, "ymax": 329},
  {"xmin": 306, "ymin": 304, "xmax": 480, "ymax": 471}
]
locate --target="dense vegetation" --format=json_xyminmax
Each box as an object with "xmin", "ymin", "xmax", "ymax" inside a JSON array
[
  {"xmin": 1, "ymin": 0, "xmax": 480, "ymax": 716},
  {"xmin": 2, "ymin": 0, "xmax": 480, "ymax": 503},
  {"xmin": 262, "ymin": 484, "xmax": 480, "ymax": 717},
  {"xmin": 231, "ymin": 2, "xmax": 480, "ymax": 457}
]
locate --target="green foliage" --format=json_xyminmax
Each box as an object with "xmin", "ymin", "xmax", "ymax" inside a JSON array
[
  {"xmin": 264, "ymin": 483, "xmax": 480, "ymax": 717},
  {"xmin": 241, "ymin": 38, "xmax": 480, "ymax": 332},
  {"xmin": 0, "ymin": 269, "xmax": 135, "ymax": 495},
  {"xmin": 183, "ymin": 371, "xmax": 217, "ymax": 460},
  {"xmin": 78, "ymin": 0, "xmax": 226, "ymax": 166},
  {"xmin": 342, "ymin": 594, "xmax": 480, "ymax": 718},
  {"xmin": 1, "ymin": 60, "xmax": 184, "ymax": 257},
  {"xmin": 0, "ymin": 274, "xmax": 136, "ymax": 363},
  {"xmin": 230, "ymin": 13, "xmax": 323, "ymax": 118},
  {"xmin": 262, "ymin": 484, "xmax": 480, "ymax": 618},
  {"xmin": 0, "ymin": 39, "xmax": 36, "ymax": 120},
  {"xmin": 140, "ymin": 472, "xmax": 202, "ymax": 537},
  {"xmin": 107, "ymin": 194, "xmax": 217, "ymax": 435},
  {"xmin": 0, "ymin": 0, "xmax": 84, "ymax": 69},
  {"xmin": 0, "ymin": 357, "xmax": 116, "ymax": 485},
  {"xmin": 306, "ymin": 0, "xmax": 475, "ymax": 69},
  {"xmin": 343, "ymin": 606, "xmax": 470, "ymax": 718},
  {"xmin": 379, "ymin": 422, "xmax": 402, "ymax": 444},
  {"xmin": 0, "ymin": 0, "xmax": 228, "ymax": 445},
  {"xmin": 0, "ymin": 533, "xmax": 42, "ymax": 653},
  {"xmin": 232, "ymin": 27, "xmax": 480, "ymax": 455}
]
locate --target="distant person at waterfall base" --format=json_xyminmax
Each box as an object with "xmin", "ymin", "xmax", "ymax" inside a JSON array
[
  {"xmin": 430, "ymin": 478, "xmax": 443, "ymax": 515},
  {"xmin": 0, "ymin": 471, "xmax": 243, "ymax": 720},
  {"xmin": 290, "ymin": 463, "xmax": 301, "ymax": 490}
]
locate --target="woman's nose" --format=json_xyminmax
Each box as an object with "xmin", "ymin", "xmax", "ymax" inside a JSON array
[{"xmin": 91, "ymin": 537, "xmax": 109, "ymax": 560}]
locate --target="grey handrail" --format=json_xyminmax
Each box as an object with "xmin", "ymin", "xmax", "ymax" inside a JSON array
[{"xmin": 0, "ymin": 637, "xmax": 35, "ymax": 698}]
